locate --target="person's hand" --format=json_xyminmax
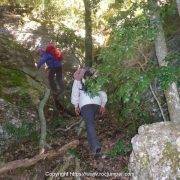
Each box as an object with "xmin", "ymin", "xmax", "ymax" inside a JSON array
[
  {"xmin": 73, "ymin": 69, "xmax": 81, "ymax": 80},
  {"xmin": 99, "ymin": 106, "xmax": 105, "ymax": 116},
  {"xmin": 75, "ymin": 107, "xmax": 80, "ymax": 116},
  {"xmin": 73, "ymin": 68, "xmax": 86, "ymax": 81},
  {"xmin": 35, "ymin": 63, "xmax": 37, "ymax": 67}
]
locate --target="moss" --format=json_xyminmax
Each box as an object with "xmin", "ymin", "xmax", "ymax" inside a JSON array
[
  {"xmin": 160, "ymin": 142, "xmax": 179, "ymax": 175},
  {"xmin": 139, "ymin": 153, "xmax": 149, "ymax": 169},
  {"xmin": 0, "ymin": 67, "xmax": 34, "ymax": 108},
  {"xmin": 0, "ymin": 66, "xmax": 28, "ymax": 89}
]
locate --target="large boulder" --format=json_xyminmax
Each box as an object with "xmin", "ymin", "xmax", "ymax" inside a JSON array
[{"xmin": 129, "ymin": 122, "xmax": 180, "ymax": 180}]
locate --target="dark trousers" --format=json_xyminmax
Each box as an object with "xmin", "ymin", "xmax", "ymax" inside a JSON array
[
  {"xmin": 80, "ymin": 104, "xmax": 101, "ymax": 153},
  {"xmin": 48, "ymin": 67, "xmax": 64, "ymax": 93}
]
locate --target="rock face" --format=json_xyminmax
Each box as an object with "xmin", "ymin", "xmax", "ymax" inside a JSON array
[{"xmin": 129, "ymin": 122, "xmax": 180, "ymax": 180}]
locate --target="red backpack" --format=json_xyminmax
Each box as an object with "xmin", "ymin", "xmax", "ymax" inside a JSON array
[
  {"xmin": 46, "ymin": 44, "xmax": 63, "ymax": 61},
  {"xmin": 54, "ymin": 47, "xmax": 63, "ymax": 61}
]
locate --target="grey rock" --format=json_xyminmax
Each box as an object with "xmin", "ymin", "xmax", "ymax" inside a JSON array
[{"xmin": 129, "ymin": 121, "xmax": 180, "ymax": 180}]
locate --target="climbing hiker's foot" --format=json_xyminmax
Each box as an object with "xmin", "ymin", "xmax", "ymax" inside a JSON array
[{"xmin": 93, "ymin": 148, "xmax": 102, "ymax": 159}]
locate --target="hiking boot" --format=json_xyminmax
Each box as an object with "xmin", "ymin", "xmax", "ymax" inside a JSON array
[{"xmin": 93, "ymin": 148, "xmax": 102, "ymax": 158}]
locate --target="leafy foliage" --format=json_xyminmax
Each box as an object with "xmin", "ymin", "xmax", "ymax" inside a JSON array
[
  {"xmin": 0, "ymin": 0, "xmax": 179, "ymax": 160},
  {"xmin": 93, "ymin": 0, "xmax": 179, "ymax": 125},
  {"xmin": 107, "ymin": 140, "xmax": 132, "ymax": 158},
  {"xmin": 83, "ymin": 75, "xmax": 108, "ymax": 97}
]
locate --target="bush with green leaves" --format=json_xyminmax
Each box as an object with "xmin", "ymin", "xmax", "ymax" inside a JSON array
[{"xmin": 93, "ymin": 0, "xmax": 179, "ymax": 126}]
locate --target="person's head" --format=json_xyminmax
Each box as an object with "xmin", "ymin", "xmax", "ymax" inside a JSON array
[
  {"xmin": 83, "ymin": 68, "xmax": 94, "ymax": 79},
  {"xmin": 46, "ymin": 43, "xmax": 56, "ymax": 54},
  {"xmin": 81, "ymin": 67, "xmax": 96, "ymax": 84},
  {"xmin": 80, "ymin": 68, "xmax": 102, "ymax": 97}
]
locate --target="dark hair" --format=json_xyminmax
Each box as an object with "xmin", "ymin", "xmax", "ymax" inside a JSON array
[
  {"xmin": 81, "ymin": 69, "xmax": 94, "ymax": 92},
  {"xmin": 83, "ymin": 69, "xmax": 94, "ymax": 79}
]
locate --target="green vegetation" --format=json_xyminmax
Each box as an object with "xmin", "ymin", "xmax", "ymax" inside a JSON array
[
  {"xmin": 0, "ymin": 67, "xmax": 27, "ymax": 89},
  {"xmin": 107, "ymin": 140, "xmax": 132, "ymax": 158},
  {"xmin": 68, "ymin": 148, "xmax": 80, "ymax": 159},
  {"xmin": 92, "ymin": 0, "xmax": 180, "ymax": 126},
  {"xmin": 4, "ymin": 121, "xmax": 39, "ymax": 142},
  {"xmin": 49, "ymin": 117, "xmax": 65, "ymax": 129},
  {"xmin": 0, "ymin": 0, "xmax": 179, "ymax": 175},
  {"xmin": 0, "ymin": 0, "xmax": 179, "ymax": 138},
  {"xmin": 0, "ymin": 67, "xmax": 33, "ymax": 108}
]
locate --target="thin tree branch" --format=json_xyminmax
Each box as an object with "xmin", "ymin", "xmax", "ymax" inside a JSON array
[
  {"xmin": 77, "ymin": 118, "xmax": 86, "ymax": 137},
  {"xmin": 137, "ymin": 55, "xmax": 167, "ymax": 122},
  {"xmin": 55, "ymin": 119, "xmax": 82, "ymax": 132},
  {"xmin": 149, "ymin": 84, "xmax": 167, "ymax": 121}
]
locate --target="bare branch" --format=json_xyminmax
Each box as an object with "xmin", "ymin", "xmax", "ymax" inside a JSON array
[
  {"xmin": 55, "ymin": 119, "xmax": 82, "ymax": 132},
  {"xmin": 136, "ymin": 48, "xmax": 167, "ymax": 121}
]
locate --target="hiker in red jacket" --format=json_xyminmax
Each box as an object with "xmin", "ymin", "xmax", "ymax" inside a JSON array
[{"xmin": 37, "ymin": 44, "xmax": 64, "ymax": 94}]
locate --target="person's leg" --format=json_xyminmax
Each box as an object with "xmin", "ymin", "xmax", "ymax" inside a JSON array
[
  {"xmin": 48, "ymin": 68, "xmax": 57, "ymax": 92},
  {"xmin": 55, "ymin": 66, "xmax": 64, "ymax": 93},
  {"xmin": 81, "ymin": 104, "xmax": 101, "ymax": 154}
]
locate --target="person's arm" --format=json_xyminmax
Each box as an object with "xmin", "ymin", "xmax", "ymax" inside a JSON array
[
  {"xmin": 71, "ymin": 80, "xmax": 81, "ymax": 115},
  {"xmin": 99, "ymin": 91, "xmax": 107, "ymax": 115},
  {"xmin": 59, "ymin": 52, "xmax": 63, "ymax": 61},
  {"xmin": 73, "ymin": 68, "xmax": 86, "ymax": 81},
  {"xmin": 37, "ymin": 54, "xmax": 47, "ymax": 69}
]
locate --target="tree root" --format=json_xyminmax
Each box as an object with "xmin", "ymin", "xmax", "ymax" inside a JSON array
[
  {"xmin": 0, "ymin": 140, "xmax": 79, "ymax": 175},
  {"xmin": 38, "ymin": 88, "xmax": 51, "ymax": 154}
]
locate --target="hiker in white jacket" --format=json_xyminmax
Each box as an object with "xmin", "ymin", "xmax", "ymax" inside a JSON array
[{"xmin": 71, "ymin": 68, "xmax": 107, "ymax": 156}]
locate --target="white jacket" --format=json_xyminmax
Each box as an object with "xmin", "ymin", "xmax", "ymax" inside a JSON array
[{"xmin": 71, "ymin": 80, "xmax": 107, "ymax": 108}]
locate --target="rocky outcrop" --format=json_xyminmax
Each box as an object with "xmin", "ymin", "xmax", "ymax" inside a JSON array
[{"xmin": 129, "ymin": 122, "xmax": 180, "ymax": 180}]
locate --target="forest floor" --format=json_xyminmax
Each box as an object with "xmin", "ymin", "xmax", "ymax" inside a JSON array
[{"xmin": 1, "ymin": 105, "xmax": 131, "ymax": 179}]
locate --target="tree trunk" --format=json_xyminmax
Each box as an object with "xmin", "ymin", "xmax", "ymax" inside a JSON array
[
  {"xmin": 83, "ymin": 0, "xmax": 93, "ymax": 67},
  {"xmin": 152, "ymin": 8, "xmax": 180, "ymax": 123},
  {"xmin": 176, "ymin": 0, "xmax": 180, "ymax": 16}
]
